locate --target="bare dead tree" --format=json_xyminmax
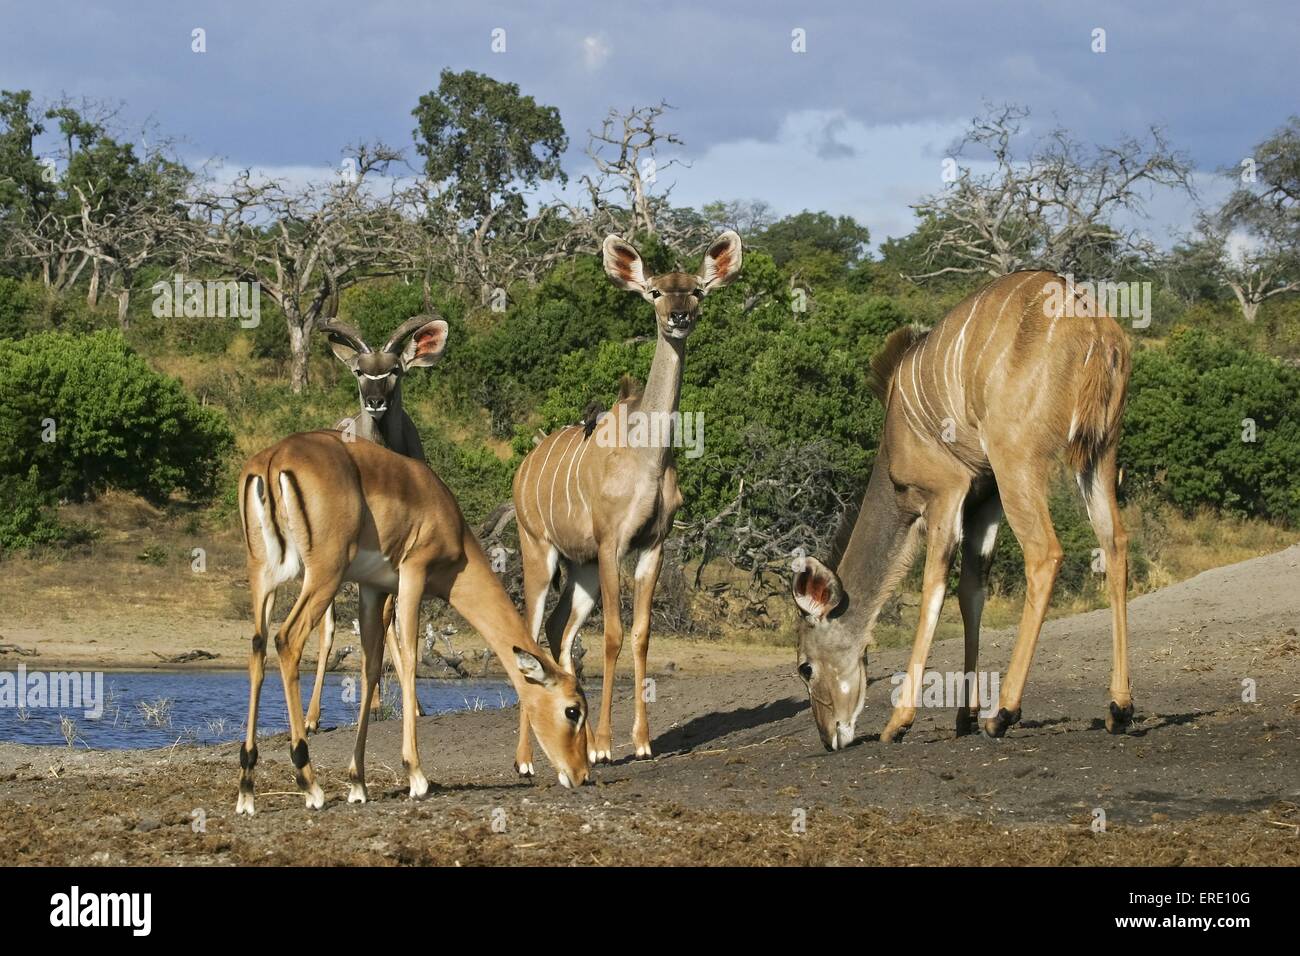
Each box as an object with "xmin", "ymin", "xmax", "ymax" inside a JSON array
[
  {"xmin": 188, "ymin": 143, "xmax": 409, "ymax": 392},
  {"xmin": 908, "ymin": 104, "xmax": 1194, "ymax": 281}
]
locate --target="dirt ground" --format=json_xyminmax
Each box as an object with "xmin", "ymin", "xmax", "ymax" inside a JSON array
[{"xmin": 1, "ymin": 545, "xmax": 1298, "ymax": 866}]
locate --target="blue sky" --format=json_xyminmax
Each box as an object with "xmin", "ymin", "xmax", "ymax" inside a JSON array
[{"xmin": 2, "ymin": 0, "xmax": 1296, "ymax": 249}]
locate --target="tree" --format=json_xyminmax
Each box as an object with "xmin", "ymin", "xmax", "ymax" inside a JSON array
[
  {"xmin": 908, "ymin": 104, "xmax": 1193, "ymax": 280},
  {"xmin": 190, "ymin": 143, "xmax": 410, "ymax": 393},
  {"xmin": 412, "ymin": 70, "xmax": 568, "ymax": 298},
  {"xmin": 1212, "ymin": 118, "xmax": 1300, "ymax": 321}
]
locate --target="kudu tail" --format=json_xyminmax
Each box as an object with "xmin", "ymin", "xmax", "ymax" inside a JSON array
[{"xmin": 1066, "ymin": 331, "xmax": 1130, "ymax": 473}]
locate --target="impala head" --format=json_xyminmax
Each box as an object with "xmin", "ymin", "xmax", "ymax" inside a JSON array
[
  {"xmin": 603, "ymin": 230, "xmax": 742, "ymax": 339},
  {"xmin": 323, "ymin": 315, "xmax": 448, "ymax": 419},
  {"xmin": 792, "ymin": 555, "xmax": 864, "ymax": 751},
  {"xmin": 512, "ymin": 647, "xmax": 591, "ymax": 788}
]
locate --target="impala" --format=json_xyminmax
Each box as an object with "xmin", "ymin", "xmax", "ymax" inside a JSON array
[
  {"xmin": 235, "ymin": 430, "xmax": 589, "ymax": 814},
  {"xmin": 512, "ymin": 231, "xmax": 742, "ymax": 773},
  {"xmin": 303, "ymin": 314, "xmax": 446, "ymax": 733},
  {"xmin": 791, "ymin": 270, "xmax": 1133, "ymax": 748}
]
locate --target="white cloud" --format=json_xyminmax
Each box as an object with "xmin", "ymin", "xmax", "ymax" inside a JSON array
[{"xmin": 582, "ymin": 35, "xmax": 611, "ymax": 71}]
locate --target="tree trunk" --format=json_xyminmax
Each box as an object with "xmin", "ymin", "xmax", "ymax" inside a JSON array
[
  {"xmin": 287, "ymin": 318, "xmax": 309, "ymax": 394},
  {"xmin": 87, "ymin": 259, "xmax": 100, "ymax": 307},
  {"xmin": 117, "ymin": 288, "xmax": 131, "ymax": 329}
]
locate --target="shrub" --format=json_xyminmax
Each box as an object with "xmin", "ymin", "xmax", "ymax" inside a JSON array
[
  {"xmin": 0, "ymin": 330, "xmax": 235, "ymax": 503},
  {"xmin": 1122, "ymin": 328, "xmax": 1300, "ymax": 526}
]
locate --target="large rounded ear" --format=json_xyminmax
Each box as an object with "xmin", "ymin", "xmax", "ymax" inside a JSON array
[
  {"xmin": 603, "ymin": 235, "xmax": 652, "ymax": 298},
  {"xmin": 399, "ymin": 318, "xmax": 448, "ymax": 370},
  {"xmin": 699, "ymin": 230, "xmax": 742, "ymax": 292},
  {"xmin": 792, "ymin": 555, "xmax": 844, "ymax": 622},
  {"xmin": 320, "ymin": 321, "xmax": 369, "ymax": 367},
  {"xmin": 513, "ymin": 647, "xmax": 555, "ymax": 687}
]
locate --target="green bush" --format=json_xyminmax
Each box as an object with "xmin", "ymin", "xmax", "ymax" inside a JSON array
[
  {"xmin": 0, "ymin": 330, "xmax": 235, "ymax": 503},
  {"xmin": 1122, "ymin": 327, "xmax": 1300, "ymax": 525},
  {"xmin": 0, "ymin": 467, "xmax": 70, "ymax": 553}
]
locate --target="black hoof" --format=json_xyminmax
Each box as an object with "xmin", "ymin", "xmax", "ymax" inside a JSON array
[
  {"xmin": 879, "ymin": 725, "xmax": 911, "ymax": 744},
  {"xmin": 955, "ymin": 710, "xmax": 979, "ymax": 737},
  {"xmin": 983, "ymin": 707, "xmax": 1021, "ymax": 738},
  {"xmin": 1106, "ymin": 700, "xmax": 1134, "ymax": 734}
]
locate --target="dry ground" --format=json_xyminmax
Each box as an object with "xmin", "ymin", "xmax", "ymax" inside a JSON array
[{"xmin": 1, "ymin": 545, "xmax": 1297, "ymax": 865}]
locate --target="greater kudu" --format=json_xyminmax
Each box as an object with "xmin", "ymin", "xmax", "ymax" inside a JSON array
[
  {"xmin": 236, "ymin": 431, "xmax": 589, "ymax": 813},
  {"xmin": 302, "ymin": 315, "xmax": 447, "ymax": 733},
  {"xmin": 511, "ymin": 231, "xmax": 742, "ymax": 774},
  {"xmin": 791, "ymin": 271, "xmax": 1133, "ymax": 749}
]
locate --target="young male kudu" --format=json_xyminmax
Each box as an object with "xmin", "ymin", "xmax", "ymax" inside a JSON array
[
  {"xmin": 302, "ymin": 315, "xmax": 446, "ymax": 733},
  {"xmin": 511, "ymin": 231, "xmax": 742, "ymax": 773},
  {"xmin": 236, "ymin": 430, "xmax": 589, "ymax": 814},
  {"xmin": 791, "ymin": 271, "xmax": 1133, "ymax": 749}
]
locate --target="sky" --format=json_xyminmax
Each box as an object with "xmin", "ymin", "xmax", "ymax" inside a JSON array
[{"xmin": 1, "ymin": 0, "xmax": 1296, "ymax": 251}]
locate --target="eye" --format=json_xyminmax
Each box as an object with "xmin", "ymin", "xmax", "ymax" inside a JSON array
[
  {"xmin": 798, "ymin": 662, "xmax": 813, "ymax": 682},
  {"xmin": 650, "ymin": 289, "xmax": 662, "ymax": 299},
  {"xmin": 353, "ymin": 368, "xmax": 362, "ymax": 376},
  {"xmin": 564, "ymin": 705, "xmax": 582, "ymax": 723},
  {"xmin": 691, "ymin": 288, "xmax": 704, "ymax": 298}
]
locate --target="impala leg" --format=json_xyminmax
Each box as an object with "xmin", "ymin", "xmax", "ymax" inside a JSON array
[
  {"xmin": 347, "ymin": 585, "xmax": 385, "ymax": 804},
  {"xmin": 395, "ymin": 568, "xmax": 429, "ymax": 799},
  {"xmin": 236, "ymin": 578, "xmax": 274, "ymax": 816},
  {"xmin": 982, "ymin": 461, "xmax": 1062, "ymax": 738},
  {"xmin": 305, "ymin": 601, "xmax": 334, "ymax": 734},
  {"xmin": 590, "ymin": 544, "xmax": 624, "ymax": 764},
  {"xmin": 1078, "ymin": 448, "xmax": 1133, "ymax": 733},
  {"xmin": 515, "ymin": 538, "xmax": 557, "ymax": 777},
  {"xmin": 955, "ymin": 496, "xmax": 1002, "ymax": 736},
  {"xmin": 881, "ymin": 491, "xmax": 965, "ymax": 743},
  {"xmin": 630, "ymin": 546, "xmax": 664, "ymax": 759},
  {"xmin": 274, "ymin": 569, "xmax": 342, "ymax": 810}
]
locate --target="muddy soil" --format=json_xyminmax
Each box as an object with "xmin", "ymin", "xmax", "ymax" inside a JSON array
[{"xmin": 1, "ymin": 546, "xmax": 1298, "ymax": 865}]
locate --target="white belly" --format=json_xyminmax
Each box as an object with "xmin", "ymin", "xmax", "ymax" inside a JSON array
[{"xmin": 345, "ymin": 549, "xmax": 400, "ymax": 591}]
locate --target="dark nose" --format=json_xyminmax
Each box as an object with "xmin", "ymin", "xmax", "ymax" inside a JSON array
[
  {"xmin": 669, "ymin": 311, "xmax": 690, "ymax": 324},
  {"xmin": 365, "ymin": 397, "xmax": 385, "ymax": 410}
]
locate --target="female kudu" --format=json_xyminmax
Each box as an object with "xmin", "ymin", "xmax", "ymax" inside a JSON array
[
  {"xmin": 236, "ymin": 431, "xmax": 589, "ymax": 813},
  {"xmin": 511, "ymin": 231, "xmax": 742, "ymax": 773},
  {"xmin": 791, "ymin": 271, "xmax": 1133, "ymax": 748}
]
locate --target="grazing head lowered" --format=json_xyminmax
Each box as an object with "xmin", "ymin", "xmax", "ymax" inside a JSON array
[
  {"xmin": 322, "ymin": 315, "xmax": 448, "ymax": 419},
  {"xmin": 792, "ymin": 555, "xmax": 865, "ymax": 751},
  {"xmin": 602, "ymin": 230, "xmax": 743, "ymax": 340},
  {"xmin": 510, "ymin": 647, "xmax": 591, "ymax": 788}
]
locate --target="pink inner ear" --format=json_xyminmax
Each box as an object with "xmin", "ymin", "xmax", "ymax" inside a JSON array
[{"xmin": 415, "ymin": 328, "xmax": 443, "ymax": 356}]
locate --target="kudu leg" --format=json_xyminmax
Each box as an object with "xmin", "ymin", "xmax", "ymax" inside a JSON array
[
  {"xmin": 982, "ymin": 466, "xmax": 1062, "ymax": 738},
  {"xmin": 955, "ymin": 497, "xmax": 1003, "ymax": 736},
  {"xmin": 547, "ymin": 562, "xmax": 600, "ymax": 764},
  {"xmin": 1078, "ymin": 448, "xmax": 1133, "ymax": 733},
  {"xmin": 236, "ymin": 579, "xmax": 275, "ymax": 815},
  {"xmin": 629, "ymin": 546, "xmax": 664, "ymax": 758},
  {"xmin": 305, "ymin": 601, "xmax": 335, "ymax": 734},
  {"xmin": 395, "ymin": 568, "xmax": 430, "ymax": 799},
  {"xmin": 880, "ymin": 492, "xmax": 966, "ymax": 743},
  {"xmin": 590, "ymin": 544, "xmax": 625, "ymax": 764},
  {"xmin": 347, "ymin": 585, "xmax": 385, "ymax": 804},
  {"xmin": 274, "ymin": 569, "xmax": 344, "ymax": 810}
]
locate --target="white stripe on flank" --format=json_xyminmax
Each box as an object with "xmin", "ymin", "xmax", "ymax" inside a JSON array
[
  {"xmin": 971, "ymin": 272, "xmax": 1038, "ymax": 388},
  {"xmin": 563, "ymin": 427, "xmax": 582, "ymax": 519},
  {"xmin": 534, "ymin": 433, "xmax": 564, "ymax": 540},
  {"xmin": 551, "ymin": 429, "xmax": 580, "ymax": 533},
  {"xmin": 573, "ymin": 429, "xmax": 593, "ymax": 516}
]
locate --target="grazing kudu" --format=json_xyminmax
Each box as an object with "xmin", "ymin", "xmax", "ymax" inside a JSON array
[
  {"xmin": 511, "ymin": 231, "xmax": 742, "ymax": 774},
  {"xmin": 791, "ymin": 271, "xmax": 1132, "ymax": 749},
  {"xmin": 236, "ymin": 430, "xmax": 589, "ymax": 814},
  {"xmin": 303, "ymin": 315, "xmax": 446, "ymax": 733}
]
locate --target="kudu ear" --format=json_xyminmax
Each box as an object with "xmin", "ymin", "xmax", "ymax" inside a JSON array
[
  {"xmin": 792, "ymin": 555, "xmax": 844, "ymax": 622},
  {"xmin": 699, "ymin": 230, "xmax": 742, "ymax": 292},
  {"xmin": 513, "ymin": 647, "xmax": 554, "ymax": 687},
  {"xmin": 399, "ymin": 318, "xmax": 449, "ymax": 371},
  {"xmin": 321, "ymin": 321, "xmax": 369, "ymax": 368},
  {"xmin": 603, "ymin": 235, "xmax": 652, "ymax": 299}
]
